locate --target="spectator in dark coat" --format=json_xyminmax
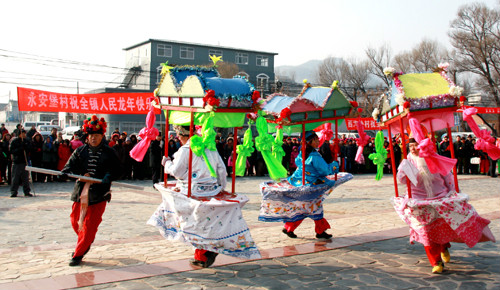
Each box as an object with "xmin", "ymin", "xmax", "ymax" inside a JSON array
[
  {"xmin": 9, "ymin": 129, "xmax": 33, "ymax": 197},
  {"xmin": 439, "ymin": 136, "xmax": 452, "ymax": 158},
  {"xmin": 454, "ymin": 136, "xmax": 465, "ymax": 174},
  {"xmin": 463, "ymin": 135, "xmax": 475, "ymax": 174},
  {"xmin": 319, "ymin": 140, "xmax": 334, "ymax": 163},
  {"xmin": 1, "ymin": 133, "xmax": 12, "ymax": 185},
  {"xmin": 42, "ymin": 136, "xmax": 58, "ymax": 182},
  {"xmin": 282, "ymin": 137, "xmax": 292, "ymax": 171},
  {"xmin": 149, "ymin": 134, "xmax": 164, "ymax": 185},
  {"xmin": 167, "ymin": 139, "xmax": 178, "ymax": 160},
  {"xmin": 345, "ymin": 140, "xmax": 357, "ymax": 173},
  {"xmin": 30, "ymin": 133, "xmax": 44, "ymax": 182}
]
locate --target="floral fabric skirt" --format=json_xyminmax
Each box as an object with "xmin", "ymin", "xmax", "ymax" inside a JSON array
[
  {"xmin": 148, "ymin": 183, "xmax": 261, "ymax": 259},
  {"xmin": 392, "ymin": 192, "xmax": 496, "ymax": 247},
  {"xmin": 259, "ymin": 172, "xmax": 353, "ymax": 222}
]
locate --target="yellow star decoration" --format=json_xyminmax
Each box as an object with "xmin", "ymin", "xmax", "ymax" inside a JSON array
[
  {"xmin": 161, "ymin": 61, "xmax": 173, "ymax": 75},
  {"xmin": 210, "ymin": 55, "xmax": 223, "ymax": 66}
]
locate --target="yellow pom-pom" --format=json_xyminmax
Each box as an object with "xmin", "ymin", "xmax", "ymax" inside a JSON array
[{"xmin": 303, "ymin": 79, "xmax": 308, "ymax": 84}]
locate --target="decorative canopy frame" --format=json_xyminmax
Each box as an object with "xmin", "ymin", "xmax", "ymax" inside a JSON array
[
  {"xmin": 156, "ymin": 66, "xmax": 256, "ymax": 196},
  {"xmin": 376, "ymin": 68, "xmax": 462, "ymax": 198},
  {"xmin": 261, "ymin": 81, "xmax": 354, "ymax": 184}
]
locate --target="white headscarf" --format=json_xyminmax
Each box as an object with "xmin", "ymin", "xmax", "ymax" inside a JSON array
[{"xmin": 408, "ymin": 152, "xmax": 434, "ymax": 198}]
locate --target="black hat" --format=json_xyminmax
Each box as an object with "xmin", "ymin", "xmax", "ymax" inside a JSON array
[
  {"xmin": 408, "ymin": 138, "xmax": 418, "ymax": 144},
  {"xmin": 302, "ymin": 131, "xmax": 317, "ymax": 142}
]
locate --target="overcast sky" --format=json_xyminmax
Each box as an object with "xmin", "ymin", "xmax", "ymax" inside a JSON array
[{"xmin": 1, "ymin": 0, "xmax": 498, "ymax": 103}]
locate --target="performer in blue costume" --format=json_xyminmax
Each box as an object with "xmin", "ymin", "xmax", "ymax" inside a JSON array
[{"xmin": 283, "ymin": 130, "xmax": 339, "ymax": 239}]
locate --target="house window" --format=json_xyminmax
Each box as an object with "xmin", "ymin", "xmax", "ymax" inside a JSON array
[
  {"xmin": 208, "ymin": 49, "xmax": 223, "ymax": 61},
  {"xmin": 180, "ymin": 47, "xmax": 195, "ymax": 59},
  {"xmin": 157, "ymin": 44, "xmax": 172, "ymax": 57},
  {"xmin": 235, "ymin": 53, "xmax": 248, "ymax": 65},
  {"xmin": 156, "ymin": 65, "xmax": 163, "ymax": 84},
  {"xmin": 256, "ymin": 55, "xmax": 268, "ymax": 67},
  {"xmin": 256, "ymin": 73, "xmax": 269, "ymax": 90},
  {"xmin": 236, "ymin": 71, "xmax": 249, "ymax": 79}
]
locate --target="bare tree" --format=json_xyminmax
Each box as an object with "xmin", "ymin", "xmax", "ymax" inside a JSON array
[
  {"xmin": 449, "ymin": 2, "xmax": 500, "ymax": 126},
  {"xmin": 393, "ymin": 51, "xmax": 413, "ymax": 73},
  {"xmin": 316, "ymin": 56, "xmax": 372, "ymax": 111},
  {"xmin": 316, "ymin": 57, "xmax": 347, "ymax": 86},
  {"xmin": 411, "ymin": 39, "xmax": 447, "ymax": 72},
  {"xmin": 344, "ymin": 58, "xmax": 371, "ymax": 99},
  {"xmin": 217, "ymin": 62, "xmax": 239, "ymax": 78},
  {"xmin": 365, "ymin": 43, "xmax": 392, "ymax": 88}
]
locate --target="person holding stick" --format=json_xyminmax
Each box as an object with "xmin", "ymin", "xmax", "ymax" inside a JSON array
[{"xmin": 61, "ymin": 116, "xmax": 121, "ymax": 266}]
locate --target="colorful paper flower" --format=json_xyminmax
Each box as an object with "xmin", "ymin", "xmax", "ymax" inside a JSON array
[
  {"xmin": 395, "ymin": 93, "xmax": 405, "ymax": 106},
  {"xmin": 202, "ymin": 90, "xmax": 220, "ymax": 109},
  {"xmin": 383, "ymin": 67, "xmax": 395, "ymax": 76},
  {"xmin": 449, "ymin": 85, "xmax": 464, "ymax": 97},
  {"xmin": 372, "ymin": 108, "xmax": 380, "ymax": 120},
  {"xmin": 403, "ymin": 101, "xmax": 411, "ymax": 109},
  {"xmin": 438, "ymin": 62, "xmax": 450, "ymax": 71}
]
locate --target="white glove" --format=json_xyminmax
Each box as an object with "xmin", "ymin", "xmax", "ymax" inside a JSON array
[{"xmin": 161, "ymin": 156, "xmax": 171, "ymax": 166}]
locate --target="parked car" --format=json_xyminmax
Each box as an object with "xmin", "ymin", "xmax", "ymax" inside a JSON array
[
  {"xmin": 23, "ymin": 121, "xmax": 49, "ymax": 129},
  {"xmin": 61, "ymin": 126, "xmax": 82, "ymax": 140},
  {"xmin": 37, "ymin": 125, "xmax": 62, "ymax": 133},
  {"xmin": 37, "ymin": 125, "xmax": 62, "ymax": 140},
  {"xmin": 441, "ymin": 132, "xmax": 476, "ymax": 141}
]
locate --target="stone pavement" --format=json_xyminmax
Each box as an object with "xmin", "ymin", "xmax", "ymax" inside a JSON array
[{"xmin": 0, "ymin": 173, "xmax": 498, "ymax": 289}]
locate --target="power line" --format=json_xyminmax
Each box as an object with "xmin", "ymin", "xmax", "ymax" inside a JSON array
[{"xmin": 0, "ymin": 48, "xmax": 127, "ymax": 71}]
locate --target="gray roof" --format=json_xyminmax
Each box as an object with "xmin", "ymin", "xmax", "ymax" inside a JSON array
[{"xmin": 123, "ymin": 39, "xmax": 278, "ymax": 55}]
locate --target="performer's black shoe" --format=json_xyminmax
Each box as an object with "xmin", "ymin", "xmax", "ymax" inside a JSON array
[
  {"xmin": 10, "ymin": 192, "xmax": 17, "ymax": 197},
  {"xmin": 24, "ymin": 193, "xmax": 33, "ymax": 197},
  {"xmin": 316, "ymin": 231, "xmax": 333, "ymax": 239},
  {"xmin": 69, "ymin": 256, "xmax": 83, "ymax": 266},
  {"xmin": 189, "ymin": 259, "xmax": 205, "ymax": 267},
  {"xmin": 282, "ymin": 228, "xmax": 297, "ymax": 238},
  {"xmin": 204, "ymin": 251, "xmax": 218, "ymax": 268}
]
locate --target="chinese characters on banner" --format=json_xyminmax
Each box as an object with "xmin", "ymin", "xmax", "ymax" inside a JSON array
[
  {"xmin": 17, "ymin": 87, "xmax": 155, "ymax": 114},
  {"xmin": 463, "ymin": 106, "xmax": 500, "ymax": 114},
  {"xmin": 345, "ymin": 118, "xmax": 381, "ymax": 131}
]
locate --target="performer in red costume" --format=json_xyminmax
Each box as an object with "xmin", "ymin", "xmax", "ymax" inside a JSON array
[
  {"xmin": 62, "ymin": 116, "xmax": 121, "ymax": 266},
  {"xmin": 395, "ymin": 137, "xmax": 495, "ymax": 273}
]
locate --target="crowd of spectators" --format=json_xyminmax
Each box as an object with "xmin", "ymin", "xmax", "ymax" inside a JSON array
[{"xmin": 1, "ymin": 122, "xmax": 499, "ymax": 187}]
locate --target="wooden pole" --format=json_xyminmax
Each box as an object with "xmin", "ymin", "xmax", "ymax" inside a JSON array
[
  {"xmin": 164, "ymin": 109, "xmax": 169, "ymax": 187},
  {"xmin": 399, "ymin": 118, "xmax": 412, "ymax": 199},
  {"xmin": 387, "ymin": 125, "xmax": 399, "ymax": 197},
  {"xmin": 447, "ymin": 125, "xmax": 460, "ymax": 192},
  {"xmin": 302, "ymin": 123, "xmax": 306, "ymax": 185},
  {"xmin": 231, "ymin": 127, "xmax": 238, "ymax": 194},
  {"xmin": 187, "ymin": 112, "xmax": 194, "ymax": 198}
]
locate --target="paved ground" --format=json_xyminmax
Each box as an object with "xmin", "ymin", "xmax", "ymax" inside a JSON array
[{"xmin": 0, "ymin": 173, "xmax": 498, "ymax": 289}]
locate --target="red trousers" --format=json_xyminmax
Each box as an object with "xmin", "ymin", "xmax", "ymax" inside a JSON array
[
  {"xmin": 284, "ymin": 218, "xmax": 330, "ymax": 234},
  {"xmin": 480, "ymin": 159, "xmax": 489, "ymax": 174},
  {"xmin": 194, "ymin": 249, "xmax": 208, "ymax": 262},
  {"xmin": 70, "ymin": 201, "xmax": 107, "ymax": 258},
  {"xmin": 424, "ymin": 242, "xmax": 450, "ymax": 266}
]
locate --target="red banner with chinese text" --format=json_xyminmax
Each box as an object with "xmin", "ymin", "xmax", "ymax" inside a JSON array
[
  {"xmin": 462, "ymin": 106, "xmax": 500, "ymax": 114},
  {"xmin": 345, "ymin": 118, "xmax": 381, "ymax": 131},
  {"xmin": 17, "ymin": 87, "xmax": 155, "ymax": 114}
]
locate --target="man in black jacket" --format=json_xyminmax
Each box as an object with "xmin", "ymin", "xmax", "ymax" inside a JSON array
[
  {"xmin": 62, "ymin": 116, "xmax": 121, "ymax": 266},
  {"xmin": 9, "ymin": 129, "xmax": 33, "ymax": 197},
  {"xmin": 149, "ymin": 133, "xmax": 164, "ymax": 185}
]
